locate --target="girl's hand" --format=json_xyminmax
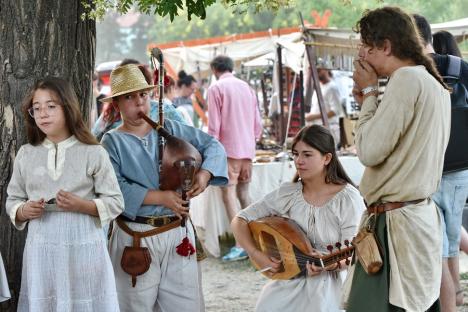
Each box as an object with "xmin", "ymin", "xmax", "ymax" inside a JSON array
[
  {"xmin": 56, "ymin": 190, "xmax": 85, "ymax": 212},
  {"xmin": 250, "ymin": 249, "xmax": 282, "ymax": 277},
  {"xmin": 187, "ymin": 169, "xmax": 212, "ymax": 199},
  {"xmin": 160, "ymin": 190, "xmax": 189, "ymax": 218},
  {"xmin": 17, "ymin": 199, "xmax": 45, "ymax": 221},
  {"xmin": 306, "ymin": 249, "xmax": 340, "ymax": 276},
  {"xmin": 306, "ymin": 249, "xmax": 326, "ymax": 277}
]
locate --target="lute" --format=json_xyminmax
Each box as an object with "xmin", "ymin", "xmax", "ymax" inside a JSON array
[{"xmin": 248, "ymin": 216, "xmax": 353, "ymax": 280}]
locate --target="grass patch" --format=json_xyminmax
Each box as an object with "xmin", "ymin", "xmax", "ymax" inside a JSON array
[{"xmin": 460, "ymin": 272, "xmax": 468, "ymax": 280}]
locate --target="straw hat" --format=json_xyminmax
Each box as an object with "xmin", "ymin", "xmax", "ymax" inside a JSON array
[{"xmin": 101, "ymin": 64, "xmax": 156, "ymax": 102}]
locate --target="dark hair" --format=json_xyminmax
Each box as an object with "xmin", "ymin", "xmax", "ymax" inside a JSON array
[
  {"xmin": 433, "ymin": 31, "xmax": 462, "ymax": 57},
  {"xmin": 412, "ymin": 14, "xmax": 432, "ymax": 46},
  {"xmin": 210, "ymin": 55, "xmax": 234, "ymax": 73},
  {"xmin": 120, "ymin": 58, "xmax": 139, "ymax": 66},
  {"xmin": 22, "ymin": 77, "xmax": 99, "ymax": 145},
  {"xmin": 355, "ymin": 7, "xmax": 448, "ymax": 90},
  {"xmin": 291, "ymin": 125, "xmax": 354, "ymax": 186},
  {"xmin": 177, "ymin": 70, "xmax": 196, "ymax": 88},
  {"xmin": 119, "ymin": 59, "xmax": 153, "ymax": 85}
]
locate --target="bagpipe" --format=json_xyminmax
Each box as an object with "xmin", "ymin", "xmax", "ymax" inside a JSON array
[{"xmin": 140, "ymin": 47, "xmax": 206, "ymax": 260}]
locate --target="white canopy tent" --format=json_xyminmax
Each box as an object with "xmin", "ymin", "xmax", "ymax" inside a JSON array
[
  {"xmin": 432, "ymin": 17, "xmax": 468, "ymax": 40},
  {"xmin": 161, "ymin": 31, "xmax": 303, "ymax": 77}
]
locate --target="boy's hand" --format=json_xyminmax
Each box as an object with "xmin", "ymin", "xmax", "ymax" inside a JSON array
[
  {"xmin": 160, "ymin": 190, "xmax": 189, "ymax": 219},
  {"xmin": 187, "ymin": 169, "xmax": 212, "ymax": 199}
]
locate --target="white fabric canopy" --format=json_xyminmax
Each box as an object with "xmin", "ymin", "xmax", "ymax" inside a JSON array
[
  {"xmin": 431, "ymin": 17, "xmax": 468, "ymax": 39},
  {"xmin": 162, "ymin": 32, "xmax": 303, "ymax": 76},
  {"xmin": 160, "ymin": 17, "xmax": 468, "ymax": 77}
]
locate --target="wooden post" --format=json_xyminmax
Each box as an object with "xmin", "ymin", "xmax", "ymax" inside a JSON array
[
  {"xmin": 299, "ymin": 13, "xmax": 329, "ymax": 128},
  {"xmin": 299, "ymin": 70, "xmax": 305, "ymax": 127},
  {"xmin": 277, "ymin": 45, "xmax": 286, "ymax": 144}
]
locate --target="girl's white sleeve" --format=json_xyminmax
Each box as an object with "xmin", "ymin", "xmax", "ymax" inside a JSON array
[
  {"xmin": 6, "ymin": 147, "xmax": 28, "ymax": 230},
  {"xmin": 91, "ymin": 146, "xmax": 124, "ymax": 226}
]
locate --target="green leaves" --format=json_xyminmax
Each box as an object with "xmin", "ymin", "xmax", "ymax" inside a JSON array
[{"xmin": 82, "ymin": 0, "xmax": 291, "ymax": 21}]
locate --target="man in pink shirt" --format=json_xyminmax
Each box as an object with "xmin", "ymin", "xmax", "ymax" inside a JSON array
[{"xmin": 208, "ymin": 55, "xmax": 263, "ymax": 261}]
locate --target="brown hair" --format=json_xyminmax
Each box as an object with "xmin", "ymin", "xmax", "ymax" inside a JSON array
[
  {"xmin": 355, "ymin": 7, "xmax": 448, "ymax": 90},
  {"xmin": 291, "ymin": 125, "xmax": 354, "ymax": 186},
  {"xmin": 103, "ymin": 61, "xmax": 154, "ymax": 123},
  {"xmin": 22, "ymin": 77, "xmax": 99, "ymax": 145}
]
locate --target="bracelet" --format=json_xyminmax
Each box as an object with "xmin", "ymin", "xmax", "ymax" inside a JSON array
[{"xmin": 361, "ymin": 85, "xmax": 378, "ymax": 96}]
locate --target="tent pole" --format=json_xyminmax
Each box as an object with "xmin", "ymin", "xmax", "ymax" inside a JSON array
[
  {"xmin": 277, "ymin": 45, "xmax": 286, "ymax": 145},
  {"xmin": 299, "ymin": 12, "xmax": 329, "ymax": 128},
  {"xmin": 300, "ymin": 70, "xmax": 305, "ymax": 127}
]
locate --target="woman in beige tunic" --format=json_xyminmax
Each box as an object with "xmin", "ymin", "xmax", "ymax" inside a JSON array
[{"xmin": 231, "ymin": 125, "xmax": 365, "ymax": 312}]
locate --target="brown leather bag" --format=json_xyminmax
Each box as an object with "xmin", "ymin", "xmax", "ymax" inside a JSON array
[
  {"xmin": 116, "ymin": 218, "xmax": 181, "ymax": 287},
  {"xmin": 121, "ymin": 245, "xmax": 151, "ymax": 287},
  {"xmin": 353, "ymin": 228, "xmax": 383, "ymax": 275}
]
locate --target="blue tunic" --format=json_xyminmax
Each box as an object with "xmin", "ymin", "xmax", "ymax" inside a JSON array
[{"xmin": 101, "ymin": 119, "xmax": 228, "ymax": 219}]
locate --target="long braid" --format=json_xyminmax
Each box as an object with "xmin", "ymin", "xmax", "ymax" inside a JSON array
[{"xmin": 412, "ymin": 52, "xmax": 449, "ymax": 90}]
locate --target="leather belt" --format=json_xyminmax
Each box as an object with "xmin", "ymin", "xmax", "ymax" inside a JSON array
[
  {"xmin": 116, "ymin": 216, "xmax": 181, "ymax": 238},
  {"xmin": 367, "ymin": 198, "xmax": 427, "ymax": 214},
  {"xmin": 119, "ymin": 214, "xmax": 180, "ymax": 227}
]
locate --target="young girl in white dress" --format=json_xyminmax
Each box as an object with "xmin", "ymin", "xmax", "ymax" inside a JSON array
[
  {"xmin": 6, "ymin": 77, "xmax": 124, "ymax": 312},
  {"xmin": 231, "ymin": 125, "xmax": 366, "ymax": 312}
]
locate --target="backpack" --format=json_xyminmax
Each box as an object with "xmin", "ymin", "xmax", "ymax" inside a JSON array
[{"xmin": 442, "ymin": 55, "xmax": 468, "ymax": 173}]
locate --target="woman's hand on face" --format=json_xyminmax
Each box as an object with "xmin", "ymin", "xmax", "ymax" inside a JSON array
[
  {"xmin": 159, "ymin": 190, "xmax": 189, "ymax": 219},
  {"xmin": 353, "ymin": 60, "xmax": 378, "ymax": 90},
  {"xmin": 19, "ymin": 199, "xmax": 45, "ymax": 221}
]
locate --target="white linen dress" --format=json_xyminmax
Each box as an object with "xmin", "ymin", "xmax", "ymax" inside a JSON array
[
  {"xmin": 6, "ymin": 136, "xmax": 124, "ymax": 312},
  {"xmin": 238, "ymin": 182, "xmax": 365, "ymax": 312},
  {"xmin": 0, "ymin": 252, "xmax": 11, "ymax": 302}
]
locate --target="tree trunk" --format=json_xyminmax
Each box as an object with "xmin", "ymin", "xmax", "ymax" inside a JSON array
[{"xmin": 0, "ymin": 1, "xmax": 95, "ymax": 310}]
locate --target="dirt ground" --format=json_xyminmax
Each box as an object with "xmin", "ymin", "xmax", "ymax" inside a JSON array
[
  {"xmin": 200, "ymin": 241, "xmax": 468, "ymax": 312},
  {"xmin": 201, "ymin": 256, "xmax": 264, "ymax": 312}
]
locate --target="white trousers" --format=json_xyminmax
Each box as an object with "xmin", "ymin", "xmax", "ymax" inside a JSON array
[{"xmin": 109, "ymin": 220, "xmax": 204, "ymax": 312}]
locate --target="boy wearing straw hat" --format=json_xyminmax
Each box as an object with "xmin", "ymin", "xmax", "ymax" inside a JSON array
[{"xmin": 101, "ymin": 64, "xmax": 228, "ymax": 312}]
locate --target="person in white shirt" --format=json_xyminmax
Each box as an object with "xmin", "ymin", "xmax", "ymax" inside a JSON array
[{"xmin": 306, "ymin": 61, "xmax": 344, "ymax": 147}]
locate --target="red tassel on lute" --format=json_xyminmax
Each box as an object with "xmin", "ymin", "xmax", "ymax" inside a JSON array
[{"xmin": 176, "ymin": 236, "xmax": 195, "ymax": 257}]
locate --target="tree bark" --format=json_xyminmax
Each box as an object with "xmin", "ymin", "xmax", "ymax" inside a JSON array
[{"xmin": 0, "ymin": 1, "xmax": 95, "ymax": 310}]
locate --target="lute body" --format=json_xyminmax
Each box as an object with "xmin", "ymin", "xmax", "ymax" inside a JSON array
[{"xmin": 248, "ymin": 216, "xmax": 353, "ymax": 280}]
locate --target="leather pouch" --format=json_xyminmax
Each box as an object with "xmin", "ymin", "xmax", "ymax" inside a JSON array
[
  {"xmin": 353, "ymin": 228, "xmax": 383, "ymax": 275},
  {"xmin": 121, "ymin": 246, "xmax": 151, "ymax": 287}
]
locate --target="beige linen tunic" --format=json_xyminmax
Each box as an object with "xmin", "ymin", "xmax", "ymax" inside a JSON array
[
  {"xmin": 238, "ymin": 182, "xmax": 366, "ymax": 312},
  {"xmin": 348, "ymin": 66, "xmax": 451, "ymax": 311}
]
